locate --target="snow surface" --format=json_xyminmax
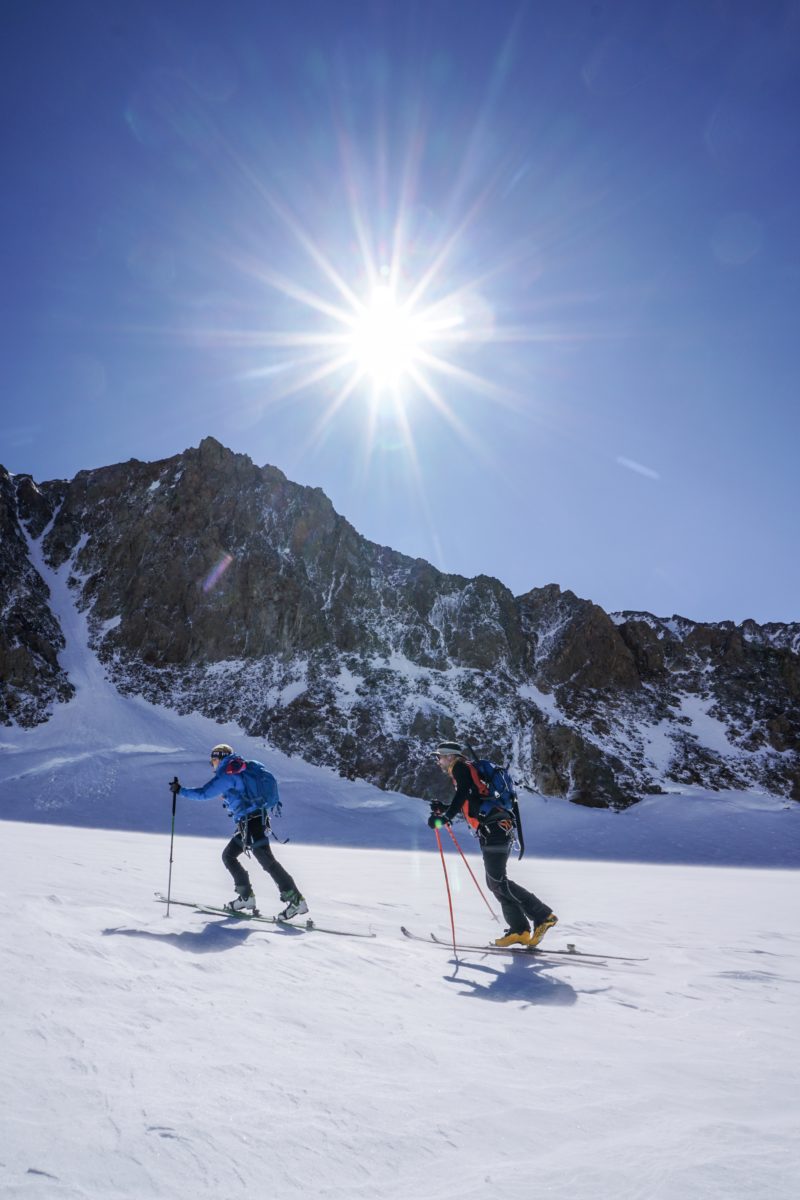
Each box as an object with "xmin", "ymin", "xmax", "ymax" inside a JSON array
[
  {"xmin": 677, "ymin": 695, "xmax": 738, "ymax": 759},
  {"xmin": 1, "ymin": 824, "xmax": 799, "ymax": 1200},
  {"xmin": 2, "ymin": 503, "xmax": 800, "ymax": 1197}
]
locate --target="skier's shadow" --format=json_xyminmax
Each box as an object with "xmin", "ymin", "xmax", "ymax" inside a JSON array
[
  {"xmin": 102, "ymin": 919, "xmax": 302, "ymax": 954},
  {"xmin": 445, "ymin": 954, "xmax": 588, "ymax": 1007}
]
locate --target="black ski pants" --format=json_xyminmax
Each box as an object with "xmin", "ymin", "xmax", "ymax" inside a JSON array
[
  {"xmin": 480, "ymin": 834, "xmax": 552, "ymax": 934},
  {"xmin": 222, "ymin": 814, "xmax": 297, "ymax": 899}
]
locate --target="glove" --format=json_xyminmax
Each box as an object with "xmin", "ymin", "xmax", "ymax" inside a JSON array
[
  {"xmin": 428, "ymin": 812, "xmax": 451, "ymax": 829},
  {"xmin": 169, "ymin": 778, "xmax": 181, "ymax": 796}
]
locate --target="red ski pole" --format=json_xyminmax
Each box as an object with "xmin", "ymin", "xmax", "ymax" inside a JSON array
[
  {"xmin": 434, "ymin": 826, "xmax": 458, "ymax": 959},
  {"xmin": 447, "ymin": 825, "xmax": 500, "ymax": 923}
]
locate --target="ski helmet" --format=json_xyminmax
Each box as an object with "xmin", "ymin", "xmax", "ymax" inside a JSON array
[
  {"xmin": 210, "ymin": 743, "xmax": 234, "ymax": 760},
  {"xmin": 434, "ymin": 741, "xmax": 466, "ymax": 759}
]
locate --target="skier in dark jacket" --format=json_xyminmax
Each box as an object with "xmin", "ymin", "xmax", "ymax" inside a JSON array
[
  {"xmin": 172, "ymin": 743, "xmax": 307, "ymax": 919},
  {"xmin": 428, "ymin": 741, "xmax": 557, "ymax": 948}
]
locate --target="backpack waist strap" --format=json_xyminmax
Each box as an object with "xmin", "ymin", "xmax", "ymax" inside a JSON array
[{"xmin": 480, "ymin": 806, "xmax": 515, "ymax": 825}]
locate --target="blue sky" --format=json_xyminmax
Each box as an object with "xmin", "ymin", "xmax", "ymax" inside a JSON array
[{"xmin": 2, "ymin": 0, "xmax": 798, "ymax": 624}]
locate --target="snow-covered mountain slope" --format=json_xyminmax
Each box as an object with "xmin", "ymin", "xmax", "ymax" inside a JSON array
[
  {"xmin": 0, "ymin": 489, "xmax": 797, "ymax": 866},
  {"xmin": 0, "ymin": 509, "xmax": 421, "ymax": 846},
  {"xmin": 2, "ymin": 822, "xmax": 798, "ymax": 1200},
  {"xmin": 2, "ymin": 441, "xmax": 798, "ymax": 812}
]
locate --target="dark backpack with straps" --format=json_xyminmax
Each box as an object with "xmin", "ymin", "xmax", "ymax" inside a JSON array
[
  {"xmin": 464, "ymin": 751, "xmax": 525, "ymax": 859},
  {"xmin": 470, "ymin": 759, "xmax": 517, "ymax": 815}
]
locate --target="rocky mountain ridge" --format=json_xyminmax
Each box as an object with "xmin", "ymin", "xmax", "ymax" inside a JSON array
[{"xmin": 2, "ymin": 438, "xmax": 798, "ymax": 807}]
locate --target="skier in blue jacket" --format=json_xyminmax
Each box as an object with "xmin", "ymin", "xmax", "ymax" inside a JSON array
[{"xmin": 173, "ymin": 743, "xmax": 307, "ymax": 919}]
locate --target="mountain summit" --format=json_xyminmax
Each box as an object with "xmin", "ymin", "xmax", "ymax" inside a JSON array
[{"xmin": 2, "ymin": 439, "xmax": 798, "ymax": 807}]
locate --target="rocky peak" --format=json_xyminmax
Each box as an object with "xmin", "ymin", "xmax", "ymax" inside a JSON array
[{"xmin": 517, "ymin": 583, "xmax": 640, "ymax": 691}]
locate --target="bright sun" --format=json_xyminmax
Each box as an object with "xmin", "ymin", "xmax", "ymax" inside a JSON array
[
  {"xmin": 346, "ymin": 285, "xmax": 424, "ymax": 390},
  {"xmin": 200, "ymin": 176, "xmax": 524, "ymax": 458}
]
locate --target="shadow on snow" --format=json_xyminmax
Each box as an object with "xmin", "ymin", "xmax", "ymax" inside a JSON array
[
  {"xmin": 440, "ymin": 953, "xmax": 606, "ymax": 1007},
  {"xmin": 101, "ymin": 917, "xmax": 305, "ymax": 953}
]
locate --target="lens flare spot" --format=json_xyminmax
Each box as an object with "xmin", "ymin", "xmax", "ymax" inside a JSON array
[
  {"xmin": 202, "ymin": 553, "xmax": 234, "ymax": 593},
  {"xmin": 711, "ymin": 211, "xmax": 763, "ymax": 266}
]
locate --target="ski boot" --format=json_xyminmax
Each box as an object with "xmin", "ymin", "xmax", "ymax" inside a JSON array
[
  {"xmin": 530, "ymin": 913, "xmax": 558, "ymax": 947},
  {"xmin": 224, "ymin": 889, "xmax": 257, "ymax": 914},
  {"xmin": 494, "ymin": 928, "xmax": 531, "ymax": 948},
  {"xmin": 277, "ymin": 889, "xmax": 308, "ymax": 920}
]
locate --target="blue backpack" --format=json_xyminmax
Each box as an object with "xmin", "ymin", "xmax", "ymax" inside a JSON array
[
  {"xmin": 471, "ymin": 759, "xmax": 517, "ymax": 816},
  {"xmin": 225, "ymin": 756, "xmax": 282, "ymax": 818},
  {"xmin": 463, "ymin": 751, "xmax": 524, "ymax": 859}
]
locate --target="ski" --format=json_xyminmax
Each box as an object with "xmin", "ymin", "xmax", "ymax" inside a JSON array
[
  {"xmin": 155, "ymin": 895, "xmax": 375, "ymax": 939},
  {"xmin": 431, "ymin": 931, "xmax": 647, "ymax": 960},
  {"xmin": 400, "ymin": 927, "xmax": 647, "ymax": 962}
]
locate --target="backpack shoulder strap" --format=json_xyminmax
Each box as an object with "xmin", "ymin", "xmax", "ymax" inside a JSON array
[
  {"xmin": 224, "ymin": 755, "xmax": 248, "ymax": 776},
  {"xmin": 466, "ymin": 761, "xmax": 489, "ymax": 797}
]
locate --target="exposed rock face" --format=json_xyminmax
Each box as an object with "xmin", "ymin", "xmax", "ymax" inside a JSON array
[
  {"xmin": 2, "ymin": 440, "xmax": 798, "ymax": 807},
  {"xmin": 0, "ymin": 469, "xmax": 72, "ymax": 725}
]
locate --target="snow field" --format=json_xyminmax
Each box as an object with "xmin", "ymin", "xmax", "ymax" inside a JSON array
[{"xmin": 1, "ymin": 822, "xmax": 798, "ymax": 1200}]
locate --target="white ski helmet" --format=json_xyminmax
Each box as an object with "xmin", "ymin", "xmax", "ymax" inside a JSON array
[{"xmin": 210, "ymin": 743, "xmax": 234, "ymax": 760}]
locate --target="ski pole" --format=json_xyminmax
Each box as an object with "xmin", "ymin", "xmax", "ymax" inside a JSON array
[
  {"xmin": 165, "ymin": 780, "xmax": 179, "ymax": 918},
  {"xmin": 446, "ymin": 825, "xmax": 500, "ymax": 922},
  {"xmin": 434, "ymin": 826, "xmax": 458, "ymax": 960}
]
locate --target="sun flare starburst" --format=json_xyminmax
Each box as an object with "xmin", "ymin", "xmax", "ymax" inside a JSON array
[
  {"xmin": 345, "ymin": 284, "xmax": 425, "ymax": 390},
  {"xmin": 158, "ymin": 136, "xmax": 559, "ymax": 477}
]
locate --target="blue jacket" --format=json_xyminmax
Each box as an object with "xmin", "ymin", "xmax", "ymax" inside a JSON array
[{"xmin": 179, "ymin": 754, "xmax": 261, "ymax": 822}]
